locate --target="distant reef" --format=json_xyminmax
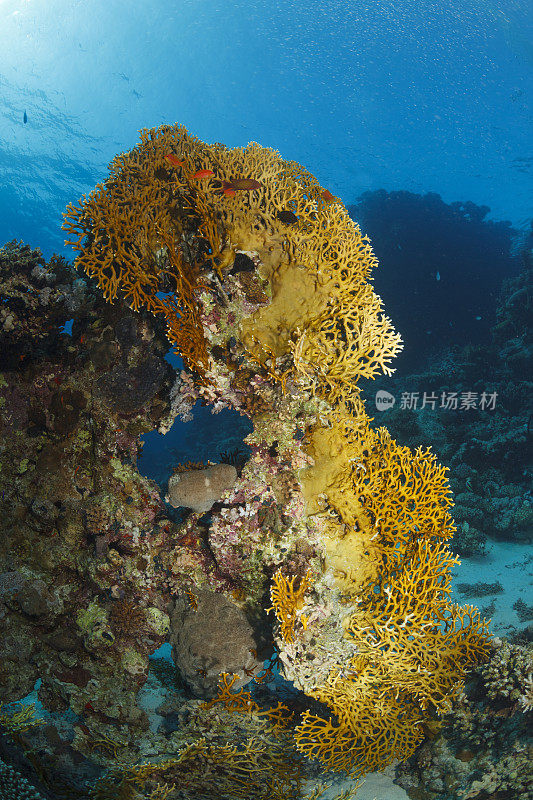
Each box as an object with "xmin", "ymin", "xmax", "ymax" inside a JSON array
[{"xmin": 349, "ymin": 190, "xmax": 519, "ymax": 372}]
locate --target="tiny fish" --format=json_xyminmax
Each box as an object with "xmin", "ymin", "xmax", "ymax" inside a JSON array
[
  {"xmin": 192, "ymin": 169, "xmax": 215, "ymax": 179},
  {"xmin": 276, "ymin": 209, "xmax": 299, "ymax": 225},
  {"xmin": 23, "ymin": 110, "xmax": 27, "ymax": 124},
  {"xmin": 223, "ymin": 187, "xmax": 236, "ymax": 197},
  {"xmin": 321, "ymin": 189, "xmax": 338, "ymax": 203},
  {"xmin": 436, "ymin": 271, "xmax": 440, "ymax": 281},
  {"xmin": 164, "ymin": 153, "xmax": 184, "ymax": 167},
  {"xmin": 225, "ymin": 178, "xmax": 262, "ymax": 191}
]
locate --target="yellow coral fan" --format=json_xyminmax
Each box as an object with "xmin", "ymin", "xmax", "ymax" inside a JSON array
[
  {"xmin": 63, "ymin": 123, "xmax": 402, "ymax": 391},
  {"xmin": 294, "ymin": 697, "xmax": 424, "ymax": 776},
  {"xmin": 239, "ymin": 201, "xmax": 403, "ymax": 406},
  {"xmin": 292, "ymin": 573, "xmax": 490, "ymax": 776},
  {"xmin": 268, "ymin": 568, "xmax": 313, "ymax": 643},
  {"xmin": 202, "ymin": 672, "xmax": 294, "ymax": 730},
  {"xmin": 295, "ymin": 413, "xmax": 491, "ymax": 775},
  {"xmin": 63, "ymin": 125, "xmax": 215, "ymax": 376},
  {"xmin": 301, "ymin": 412, "xmax": 458, "ymax": 596}
]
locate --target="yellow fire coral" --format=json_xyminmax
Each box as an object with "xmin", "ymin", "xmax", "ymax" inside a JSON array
[
  {"xmin": 290, "ymin": 408, "xmax": 491, "ymax": 776},
  {"xmin": 289, "ymin": 539, "xmax": 490, "ymax": 775},
  {"xmin": 64, "ymin": 122, "xmax": 491, "ymax": 784},
  {"xmin": 63, "ymin": 123, "xmax": 402, "ymax": 391},
  {"xmin": 267, "ymin": 568, "xmax": 313, "ymax": 643},
  {"xmin": 202, "ymin": 672, "xmax": 294, "ymax": 730},
  {"xmin": 90, "ymin": 734, "xmax": 304, "ymax": 800},
  {"xmin": 63, "ymin": 126, "xmax": 215, "ymax": 376}
]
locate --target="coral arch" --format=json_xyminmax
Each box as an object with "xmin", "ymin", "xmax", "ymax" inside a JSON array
[{"xmin": 63, "ymin": 123, "xmax": 491, "ymax": 780}]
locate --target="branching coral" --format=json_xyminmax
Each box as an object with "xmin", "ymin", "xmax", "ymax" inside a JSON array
[
  {"xmin": 61, "ymin": 122, "xmax": 491, "ymax": 788},
  {"xmin": 291, "ymin": 591, "xmax": 490, "ymax": 775},
  {"xmin": 479, "ymin": 637, "xmax": 533, "ymax": 710},
  {"xmin": 0, "ymin": 703, "xmax": 43, "ymax": 735},
  {"xmin": 268, "ymin": 569, "xmax": 313, "ymax": 643},
  {"xmin": 89, "ymin": 734, "xmax": 304, "ymax": 800},
  {"xmin": 292, "ymin": 414, "xmax": 490, "ymax": 775},
  {"xmin": 201, "ymin": 672, "xmax": 294, "ymax": 730},
  {"xmin": 63, "ymin": 124, "xmax": 402, "ymax": 392},
  {"xmin": 63, "ymin": 126, "xmax": 213, "ymax": 377}
]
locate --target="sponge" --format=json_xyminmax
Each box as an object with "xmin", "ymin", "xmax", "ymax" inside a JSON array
[{"xmin": 165, "ymin": 463, "xmax": 237, "ymax": 513}]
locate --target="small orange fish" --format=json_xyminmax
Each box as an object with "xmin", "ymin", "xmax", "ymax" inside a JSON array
[
  {"xmin": 192, "ymin": 169, "xmax": 215, "ymax": 179},
  {"xmin": 164, "ymin": 153, "xmax": 184, "ymax": 167},
  {"xmin": 223, "ymin": 187, "xmax": 236, "ymax": 197},
  {"xmin": 224, "ymin": 178, "xmax": 262, "ymax": 191},
  {"xmin": 321, "ymin": 189, "xmax": 337, "ymax": 203}
]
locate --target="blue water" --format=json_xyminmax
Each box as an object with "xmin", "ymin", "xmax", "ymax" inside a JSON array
[{"xmin": 1, "ymin": 0, "xmax": 531, "ymax": 259}]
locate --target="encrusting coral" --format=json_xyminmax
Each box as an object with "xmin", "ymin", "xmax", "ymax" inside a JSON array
[{"xmin": 6, "ymin": 120, "xmax": 488, "ymax": 793}]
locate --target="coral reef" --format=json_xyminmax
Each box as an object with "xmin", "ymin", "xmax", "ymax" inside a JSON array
[
  {"xmin": 396, "ymin": 639, "xmax": 532, "ymax": 800},
  {"xmin": 1, "ymin": 124, "xmax": 492, "ymax": 796}
]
